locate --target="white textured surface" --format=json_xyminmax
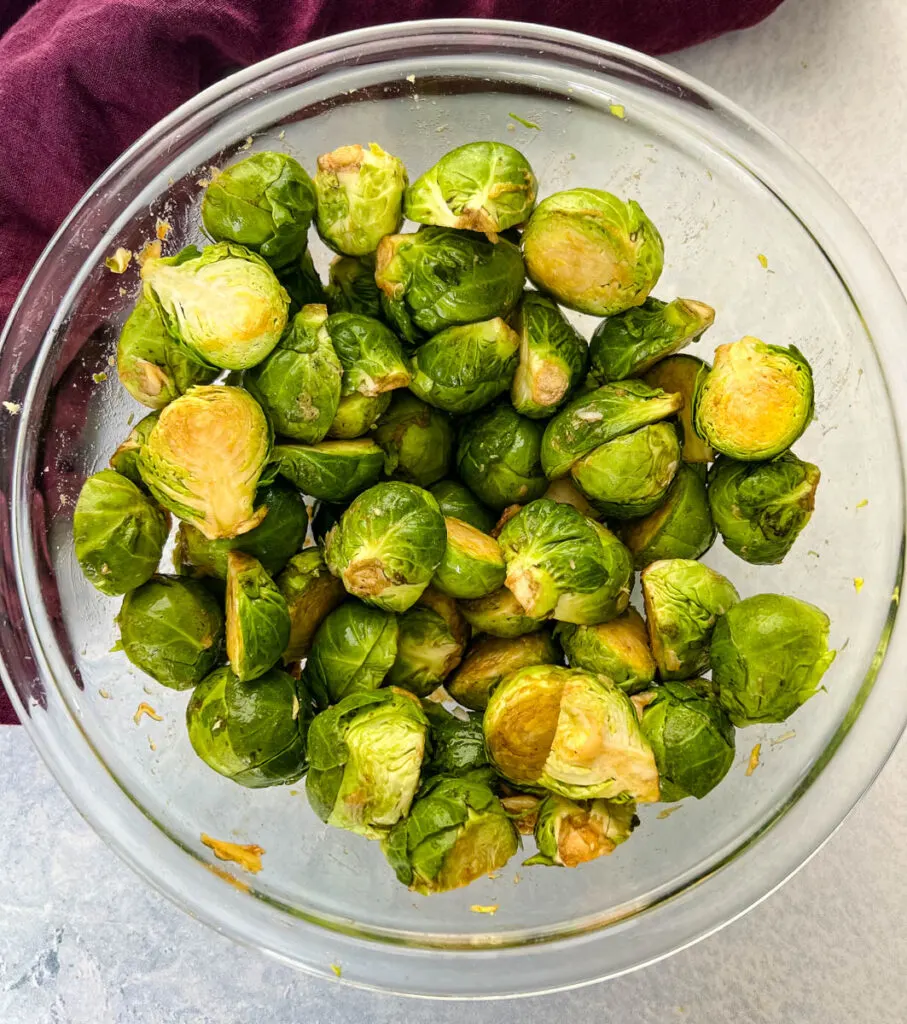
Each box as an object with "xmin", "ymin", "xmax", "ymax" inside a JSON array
[{"xmin": 4, "ymin": 0, "xmax": 907, "ymax": 1019}]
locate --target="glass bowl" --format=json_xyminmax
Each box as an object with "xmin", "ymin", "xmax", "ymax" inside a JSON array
[{"xmin": 2, "ymin": 19, "xmax": 906, "ymax": 1000}]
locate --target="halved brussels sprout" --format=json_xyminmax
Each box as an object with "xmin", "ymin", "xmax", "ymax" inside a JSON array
[
  {"xmin": 456, "ymin": 404, "xmax": 547, "ymax": 510},
  {"xmin": 386, "ymin": 601, "xmax": 468, "ymax": 697},
  {"xmin": 225, "ymin": 551, "xmax": 291, "ymax": 682},
  {"xmin": 498, "ymin": 499, "xmax": 633, "ymax": 624},
  {"xmin": 459, "ymin": 586, "xmax": 547, "ymax": 639},
  {"xmin": 186, "ymin": 666, "xmax": 312, "ymax": 787},
  {"xmin": 428, "ymin": 480, "xmax": 496, "ymax": 534},
  {"xmin": 323, "ymin": 312, "xmax": 410, "ymax": 397},
  {"xmin": 116, "ymin": 298, "xmax": 217, "ymax": 410},
  {"xmin": 641, "ymin": 558, "xmax": 739, "ymax": 681},
  {"xmin": 708, "ymin": 453, "xmax": 820, "ymax": 565},
  {"xmin": 589, "ymin": 297, "xmax": 715, "ymax": 383},
  {"xmin": 432, "ymin": 518, "xmax": 506, "ymax": 600},
  {"xmin": 384, "ymin": 774, "xmax": 519, "ymax": 893},
  {"xmin": 314, "ymin": 143, "xmax": 407, "ymax": 256},
  {"xmin": 276, "ymin": 549, "xmax": 346, "ymax": 663},
  {"xmin": 524, "ymin": 795, "xmax": 638, "ymax": 867},
  {"xmin": 74, "ymin": 470, "xmax": 168, "ymax": 596},
  {"xmin": 541, "ymin": 379, "xmax": 683, "ymax": 479},
  {"xmin": 639, "ymin": 680, "xmax": 736, "ymax": 801},
  {"xmin": 484, "ymin": 665, "xmax": 659, "ymax": 802},
  {"xmin": 270, "ymin": 439, "xmax": 384, "ymax": 503},
  {"xmin": 326, "ymin": 254, "xmax": 383, "ymax": 319},
  {"xmin": 201, "ymin": 151, "xmax": 316, "ymax": 268},
  {"xmin": 692, "ymin": 336, "xmax": 815, "ymax": 460},
  {"xmin": 422, "ymin": 704, "xmax": 490, "ymax": 778},
  {"xmin": 712, "ymin": 594, "xmax": 835, "ymax": 726},
  {"xmin": 117, "ymin": 575, "xmax": 225, "ymax": 690},
  {"xmin": 521, "ymin": 189, "xmax": 664, "ymax": 315},
  {"xmin": 244, "ymin": 304, "xmax": 342, "ymax": 443},
  {"xmin": 643, "ymin": 354, "xmax": 714, "ymax": 464},
  {"xmin": 138, "ymin": 385, "xmax": 270, "ymax": 540},
  {"xmin": 110, "ymin": 412, "xmax": 160, "ymax": 487},
  {"xmin": 306, "ymin": 688, "xmax": 428, "ymax": 837},
  {"xmin": 542, "ymin": 478, "xmax": 601, "ymax": 519},
  {"xmin": 141, "ymin": 243, "xmax": 290, "ymax": 370},
  {"xmin": 571, "ymin": 421, "xmax": 681, "ymax": 519},
  {"xmin": 446, "ymin": 631, "xmax": 561, "ymax": 711},
  {"xmin": 275, "ymin": 247, "xmax": 326, "ymax": 313},
  {"xmin": 324, "ymin": 482, "xmax": 447, "ymax": 612},
  {"xmin": 404, "ymin": 141, "xmax": 537, "ymax": 235},
  {"xmin": 372, "ymin": 392, "xmax": 454, "ymax": 487},
  {"xmin": 303, "ymin": 601, "xmax": 399, "ymax": 706},
  {"xmin": 556, "ymin": 608, "xmax": 655, "ymax": 694}
]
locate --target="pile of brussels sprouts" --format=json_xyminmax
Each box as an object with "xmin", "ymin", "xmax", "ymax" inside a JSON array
[{"xmin": 74, "ymin": 138, "xmax": 836, "ymax": 893}]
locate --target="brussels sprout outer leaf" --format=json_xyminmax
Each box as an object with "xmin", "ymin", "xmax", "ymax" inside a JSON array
[
  {"xmin": 326, "ymin": 255, "xmax": 384, "ymax": 319},
  {"xmin": 275, "ymin": 247, "xmax": 326, "ymax": 313},
  {"xmin": 459, "ymin": 587, "xmax": 547, "ymax": 639},
  {"xmin": 327, "ymin": 391, "xmax": 392, "ymax": 440},
  {"xmin": 422, "ymin": 704, "xmax": 490, "ymax": 777},
  {"xmin": 276, "ymin": 549, "xmax": 346, "ymax": 663},
  {"xmin": 226, "ymin": 552, "xmax": 291, "ymax": 682},
  {"xmin": 556, "ymin": 608, "xmax": 656, "ymax": 695},
  {"xmin": 643, "ymin": 354, "xmax": 714, "ymax": 463},
  {"xmin": 446, "ymin": 631, "xmax": 562, "ymax": 711},
  {"xmin": 323, "ymin": 312, "xmax": 411, "ymax": 397},
  {"xmin": 432, "ymin": 517, "xmax": 506, "ymax": 600},
  {"xmin": 428, "ymin": 480, "xmax": 496, "ymax": 534},
  {"xmin": 456, "ymin": 404, "xmax": 547, "ymax": 510},
  {"xmin": 271, "ymin": 440, "xmax": 384, "ymax": 503},
  {"xmin": 110, "ymin": 412, "xmax": 161, "ymax": 487}
]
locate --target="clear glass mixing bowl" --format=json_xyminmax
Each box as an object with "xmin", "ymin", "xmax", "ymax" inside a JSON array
[{"xmin": 2, "ymin": 19, "xmax": 906, "ymax": 1000}]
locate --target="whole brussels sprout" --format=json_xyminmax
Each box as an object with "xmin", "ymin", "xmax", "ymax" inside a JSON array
[
  {"xmin": 428, "ymin": 479, "xmax": 496, "ymax": 534},
  {"xmin": 524, "ymin": 795, "xmax": 638, "ymax": 867},
  {"xmin": 201, "ymin": 151, "xmax": 316, "ymax": 268},
  {"xmin": 186, "ymin": 665, "xmax": 311, "ymax": 787},
  {"xmin": 110, "ymin": 412, "xmax": 160, "ymax": 487},
  {"xmin": 270, "ymin": 439, "xmax": 384, "ymax": 503},
  {"xmin": 303, "ymin": 601, "xmax": 399, "ymax": 706},
  {"xmin": 484, "ymin": 665, "xmax": 659, "ymax": 802},
  {"xmin": 542, "ymin": 478, "xmax": 602, "ymax": 520},
  {"xmin": 326, "ymin": 254, "xmax": 383, "ymax": 319},
  {"xmin": 138, "ymin": 385, "xmax": 270, "ymax": 540},
  {"xmin": 116, "ymin": 298, "xmax": 217, "ymax": 410},
  {"xmin": 404, "ymin": 141, "xmax": 537, "ymax": 235},
  {"xmin": 643, "ymin": 354, "xmax": 714, "ymax": 464},
  {"xmin": 386, "ymin": 602, "xmax": 468, "ymax": 697},
  {"xmin": 324, "ymin": 482, "xmax": 447, "ymax": 612},
  {"xmin": 712, "ymin": 594, "xmax": 836, "ymax": 726},
  {"xmin": 314, "ymin": 143, "xmax": 407, "ymax": 256},
  {"xmin": 459, "ymin": 586, "xmax": 547, "ymax": 639},
  {"xmin": 498, "ymin": 499, "xmax": 633, "ymax": 624},
  {"xmin": 327, "ymin": 392, "xmax": 391, "ymax": 440},
  {"xmin": 372, "ymin": 392, "xmax": 454, "ymax": 486},
  {"xmin": 117, "ymin": 575, "xmax": 225, "ymax": 689},
  {"xmin": 641, "ymin": 558, "xmax": 739, "ymax": 680},
  {"xmin": 275, "ymin": 247, "xmax": 326, "ymax": 313},
  {"xmin": 446, "ymin": 631, "xmax": 561, "ymax": 711},
  {"xmin": 323, "ymin": 312, "xmax": 410, "ymax": 397},
  {"xmin": 276, "ymin": 549, "xmax": 346, "ymax": 663},
  {"xmin": 384, "ymin": 774, "xmax": 519, "ymax": 893},
  {"xmin": 306, "ymin": 688, "xmax": 429, "ymax": 837},
  {"xmin": 708, "ymin": 453, "xmax": 820, "ymax": 565},
  {"xmin": 521, "ymin": 189, "xmax": 664, "ymax": 316},
  {"xmin": 693, "ymin": 336, "xmax": 815, "ymax": 460},
  {"xmin": 456, "ymin": 404, "xmax": 547, "ymax": 510},
  {"xmin": 639, "ymin": 680, "xmax": 736, "ymax": 801},
  {"xmin": 431, "ymin": 517, "xmax": 506, "ymax": 600},
  {"xmin": 244, "ymin": 304, "xmax": 342, "ymax": 443},
  {"xmin": 541, "ymin": 379, "xmax": 683, "ymax": 479},
  {"xmin": 422, "ymin": 704, "xmax": 490, "ymax": 778},
  {"xmin": 589, "ymin": 297, "xmax": 714, "ymax": 383},
  {"xmin": 571, "ymin": 421, "xmax": 681, "ymax": 519},
  {"xmin": 141, "ymin": 243, "xmax": 290, "ymax": 370},
  {"xmin": 74, "ymin": 470, "xmax": 168, "ymax": 595},
  {"xmin": 226, "ymin": 551, "xmax": 291, "ymax": 682},
  {"xmin": 556, "ymin": 608, "xmax": 655, "ymax": 694},
  {"xmin": 511, "ymin": 292, "xmax": 589, "ymax": 419},
  {"xmin": 621, "ymin": 464, "xmax": 715, "ymax": 570}
]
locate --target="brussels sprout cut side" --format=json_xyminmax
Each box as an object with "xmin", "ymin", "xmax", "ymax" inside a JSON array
[
  {"xmin": 432, "ymin": 517, "xmax": 506, "ymax": 600},
  {"xmin": 226, "ymin": 552, "xmax": 291, "ymax": 682},
  {"xmin": 556, "ymin": 608, "xmax": 656, "ymax": 695},
  {"xmin": 428, "ymin": 480, "xmax": 496, "ymax": 534},
  {"xmin": 447, "ymin": 631, "xmax": 561, "ymax": 711},
  {"xmin": 277, "ymin": 550, "xmax": 346, "ymax": 663},
  {"xmin": 525, "ymin": 795, "xmax": 638, "ymax": 867},
  {"xmin": 643, "ymin": 354, "xmax": 714, "ymax": 464}
]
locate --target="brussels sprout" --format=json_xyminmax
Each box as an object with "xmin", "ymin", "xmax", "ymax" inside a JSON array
[
  {"xmin": 324, "ymin": 392, "xmax": 388, "ymax": 440},
  {"xmin": 314, "ymin": 143, "xmax": 407, "ymax": 256},
  {"xmin": 270, "ymin": 439, "xmax": 384, "ymax": 503},
  {"xmin": 639, "ymin": 680, "xmax": 735, "ymax": 801},
  {"xmin": 141, "ymin": 243, "xmax": 290, "ymax": 370},
  {"xmin": 276, "ymin": 549, "xmax": 346, "ymax": 663},
  {"xmin": 312, "ymin": 501, "xmax": 346, "ymax": 547},
  {"xmin": 372, "ymin": 392, "xmax": 454, "ymax": 486},
  {"xmin": 432, "ymin": 517, "xmax": 506, "ymax": 600},
  {"xmin": 589, "ymin": 297, "xmax": 715, "ymax": 383},
  {"xmin": 498, "ymin": 500, "xmax": 633, "ymax": 624},
  {"xmin": 303, "ymin": 601, "xmax": 399, "ymax": 706},
  {"xmin": 225, "ymin": 552, "xmax": 291, "ymax": 681},
  {"xmin": 692, "ymin": 336, "xmax": 815, "ymax": 460},
  {"xmin": 324, "ymin": 482, "xmax": 447, "ymax": 612},
  {"xmin": 641, "ymin": 558, "xmax": 739, "ymax": 681},
  {"xmin": 186, "ymin": 665, "xmax": 311, "ymax": 787},
  {"xmin": 404, "ymin": 141, "xmax": 537, "ymax": 235},
  {"xmin": 116, "ymin": 298, "xmax": 217, "ymax": 410},
  {"xmin": 306, "ymin": 688, "xmax": 428, "ymax": 837},
  {"xmin": 386, "ymin": 601, "xmax": 468, "ymax": 697},
  {"xmin": 74, "ymin": 470, "xmax": 168, "ymax": 596},
  {"xmin": 460, "ymin": 587, "xmax": 546, "ymax": 638},
  {"xmin": 375, "ymin": 227, "xmax": 524, "ymax": 340},
  {"xmin": 541, "ymin": 478, "xmax": 601, "ymax": 519},
  {"xmin": 323, "ymin": 312, "xmax": 410, "ymax": 397},
  {"xmin": 117, "ymin": 575, "xmax": 225, "ymax": 689},
  {"xmin": 110, "ymin": 412, "xmax": 160, "ymax": 487},
  {"xmin": 244, "ymin": 304, "xmax": 342, "ymax": 443},
  {"xmin": 138, "ymin": 385, "xmax": 270, "ymax": 540},
  {"xmin": 484, "ymin": 665, "xmax": 659, "ymax": 802},
  {"xmin": 384, "ymin": 774, "xmax": 519, "ymax": 893},
  {"xmin": 643, "ymin": 354, "xmax": 714, "ymax": 464},
  {"xmin": 556, "ymin": 608, "xmax": 655, "ymax": 694},
  {"xmin": 175, "ymin": 482, "xmax": 308, "ymax": 579},
  {"xmin": 524, "ymin": 795, "xmax": 638, "ymax": 867},
  {"xmin": 521, "ymin": 189, "xmax": 664, "ymax": 316},
  {"xmin": 422, "ymin": 704, "xmax": 490, "ymax": 777},
  {"xmin": 712, "ymin": 594, "xmax": 836, "ymax": 726},
  {"xmin": 326, "ymin": 254, "xmax": 383, "ymax": 319},
  {"xmin": 510, "ymin": 292, "xmax": 589, "ymax": 418},
  {"xmin": 708, "ymin": 453, "xmax": 820, "ymax": 565},
  {"xmin": 275, "ymin": 247, "xmax": 326, "ymax": 312},
  {"xmin": 201, "ymin": 151, "xmax": 316, "ymax": 268},
  {"xmin": 446, "ymin": 631, "xmax": 561, "ymax": 711},
  {"xmin": 541, "ymin": 379, "xmax": 684, "ymax": 479},
  {"xmin": 428, "ymin": 480, "xmax": 495, "ymax": 534},
  {"xmin": 456, "ymin": 404, "xmax": 547, "ymax": 510}
]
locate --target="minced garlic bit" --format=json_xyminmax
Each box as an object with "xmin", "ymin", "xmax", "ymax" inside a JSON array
[
  {"xmin": 205, "ymin": 863, "xmax": 250, "ymax": 893},
  {"xmin": 240, "ymin": 136, "xmax": 254, "ymax": 150},
  {"xmin": 92, "ymin": 372, "xmax": 108, "ymax": 384},
  {"xmin": 757, "ymin": 253, "xmax": 769, "ymax": 269},
  {"xmin": 201, "ymin": 833, "xmax": 265, "ymax": 874},
  {"xmin": 855, "ymin": 499, "xmax": 868, "ymax": 509},
  {"xmin": 470, "ymin": 904, "xmax": 498, "ymax": 915},
  {"xmin": 133, "ymin": 702, "xmax": 162, "ymax": 724},
  {"xmin": 656, "ymin": 805, "xmax": 683, "ymax": 820},
  {"xmin": 770, "ymin": 730, "xmax": 796, "ymax": 746},
  {"xmin": 2, "ymin": 401, "xmax": 21, "ymax": 415},
  {"xmin": 609, "ymin": 103, "xmax": 626, "ymax": 119},
  {"xmin": 155, "ymin": 219, "xmax": 171, "ymax": 241},
  {"xmin": 105, "ymin": 247, "xmax": 132, "ymax": 274},
  {"xmin": 745, "ymin": 743, "xmax": 762, "ymax": 776},
  {"xmin": 98, "ymin": 689, "xmax": 111, "ymax": 700},
  {"xmin": 512, "ymin": 874, "xmax": 521, "ymax": 885},
  {"xmin": 148, "ymin": 735, "xmax": 157, "ymax": 752},
  {"xmin": 137, "ymin": 240, "xmax": 162, "ymax": 266},
  {"xmin": 330, "ymin": 963, "xmax": 342, "ymax": 978},
  {"xmin": 853, "ymin": 577, "xmax": 864, "ymax": 593},
  {"xmin": 405, "ymin": 74, "xmax": 416, "ymax": 84},
  {"xmin": 278, "ymin": 129, "xmax": 286, "ymax": 140}
]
